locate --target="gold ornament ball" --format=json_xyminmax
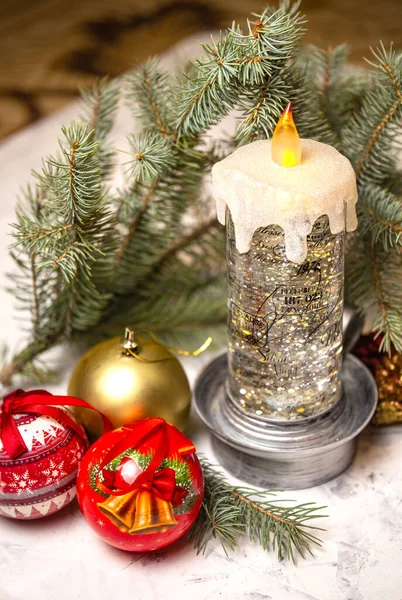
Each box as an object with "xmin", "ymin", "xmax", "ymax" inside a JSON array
[{"xmin": 68, "ymin": 331, "xmax": 191, "ymax": 438}]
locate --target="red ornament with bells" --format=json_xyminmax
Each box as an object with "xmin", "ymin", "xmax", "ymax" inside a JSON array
[
  {"xmin": 0, "ymin": 389, "xmax": 111, "ymax": 520},
  {"xmin": 76, "ymin": 418, "xmax": 204, "ymax": 552}
]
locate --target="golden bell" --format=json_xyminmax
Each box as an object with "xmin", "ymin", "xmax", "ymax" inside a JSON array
[
  {"xmin": 128, "ymin": 490, "xmax": 178, "ymax": 535},
  {"xmin": 98, "ymin": 490, "xmax": 139, "ymax": 532},
  {"xmin": 68, "ymin": 329, "xmax": 191, "ymax": 438}
]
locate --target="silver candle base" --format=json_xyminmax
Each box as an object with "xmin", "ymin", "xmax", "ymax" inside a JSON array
[{"xmin": 194, "ymin": 353, "xmax": 377, "ymax": 490}]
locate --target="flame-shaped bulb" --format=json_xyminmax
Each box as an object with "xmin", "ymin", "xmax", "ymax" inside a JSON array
[{"xmin": 271, "ymin": 102, "xmax": 301, "ymax": 168}]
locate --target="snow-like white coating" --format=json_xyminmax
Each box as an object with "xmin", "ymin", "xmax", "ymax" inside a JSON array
[{"xmin": 212, "ymin": 139, "xmax": 358, "ymax": 263}]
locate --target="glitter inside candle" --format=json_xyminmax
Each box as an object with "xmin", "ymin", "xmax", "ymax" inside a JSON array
[
  {"xmin": 226, "ymin": 213, "xmax": 344, "ymax": 420},
  {"xmin": 212, "ymin": 138, "xmax": 358, "ymax": 421}
]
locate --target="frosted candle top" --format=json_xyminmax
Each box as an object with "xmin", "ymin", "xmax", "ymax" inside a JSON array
[{"xmin": 212, "ymin": 139, "xmax": 358, "ymax": 263}]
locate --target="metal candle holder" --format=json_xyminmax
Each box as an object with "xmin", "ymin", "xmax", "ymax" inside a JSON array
[{"xmin": 194, "ymin": 349, "xmax": 377, "ymax": 489}]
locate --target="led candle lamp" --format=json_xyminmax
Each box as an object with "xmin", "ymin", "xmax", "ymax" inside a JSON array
[{"xmin": 212, "ymin": 104, "xmax": 358, "ymax": 421}]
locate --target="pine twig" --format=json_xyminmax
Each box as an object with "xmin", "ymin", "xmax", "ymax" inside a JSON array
[
  {"xmin": 189, "ymin": 458, "xmax": 327, "ymax": 562},
  {"xmin": 367, "ymin": 209, "xmax": 402, "ymax": 234},
  {"xmin": 144, "ymin": 72, "xmax": 169, "ymax": 137},
  {"xmin": 242, "ymin": 80, "xmax": 271, "ymax": 131},
  {"xmin": 0, "ymin": 335, "xmax": 61, "ymax": 387},
  {"xmin": 147, "ymin": 216, "xmax": 219, "ymax": 272},
  {"xmin": 355, "ymin": 97, "xmax": 402, "ymax": 177},
  {"xmin": 344, "ymin": 43, "xmax": 402, "ymax": 351},
  {"xmin": 30, "ymin": 254, "xmax": 40, "ymax": 333},
  {"xmin": 368, "ymin": 240, "xmax": 394, "ymax": 353},
  {"xmin": 114, "ymin": 177, "xmax": 159, "ymax": 264}
]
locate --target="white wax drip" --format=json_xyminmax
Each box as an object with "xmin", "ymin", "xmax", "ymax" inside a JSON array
[{"xmin": 212, "ymin": 139, "xmax": 358, "ymax": 263}]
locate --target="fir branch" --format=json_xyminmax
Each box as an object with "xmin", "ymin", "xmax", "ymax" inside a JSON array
[
  {"xmin": 345, "ymin": 43, "xmax": 402, "ymax": 181},
  {"xmin": 1, "ymin": 123, "xmax": 114, "ymax": 384},
  {"xmin": 356, "ymin": 98, "xmax": 401, "ymax": 178},
  {"xmin": 30, "ymin": 254, "xmax": 40, "ymax": 333},
  {"xmin": 81, "ymin": 78, "xmax": 120, "ymax": 141},
  {"xmin": 175, "ymin": 2, "xmax": 305, "ymax": 138},
  {"xmin": 2, "ymin": 2, "xmax": 402, "ymax": 384},
  {"xmin": 368, "ymin": 242, "xmax": 402, "ymax": 353},
  {"xmin": 113, "ymin": 178, "xmax": 160, "ymax": 266},
  {"xmin": 346, "ymin": 236, "xmax": 402, "ymax": 353},
  {"xmin": 0, "ymin": 336, "xmax": 61, "ymax": 387},
  {"xmin": 144, "ymin": 73, "xmax": 170, "ymax": 137},
  {"xmin": 126, "ymin": 132, "xmax": 173, "ymax": 183},
  {"xmin": 99, "ymin": 274, "xmax": 227, "ymax": 337},
  {"xmin": 236, "ymin": 74, "xmax": 293, "ymax": 143},
  {"xmin": 237, "ymin": 79, "xmax": 272, "ymax": 142},
  {"xmin": 294, "ymin": 44, "xmax": 365, "ymax": 147},
  {"xmin": 12, "ymin": 224, "xmax": 73, "ymax": 247},
  {"xmin": 175, "ymin": 33, "xmax": 238, "ymax": 137},
  {"xmin": 344, "ymin": 43, "xmax": 402, "ymax": 350},
  {"xmin": 112, "ymin": 143, "xmax": 212, "ymax": 295},
  {"xmin": 358, "ymin": 184, "xmax": 402, "ymax": 250},
  {"xmin": 190, "ymin": 458, "xmax": 326, "ymax": 561},
  {"xmin": 126, "ymin": 58, "xmax": 173, "ymax": 137},
  {"xmin": 142, "ymin": 216, "xmax": 222, "ymax": 283},
  {"xmin": 80, "ymin": 77, "xmax": 120, "ymax": 178},
  {"xmin": 369, "ymin": 242, "xmax": 392, "ymax": 348}
]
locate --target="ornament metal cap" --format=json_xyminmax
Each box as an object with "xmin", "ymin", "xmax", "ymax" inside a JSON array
[{"xmin": 121, "ymin": 328, "xmax": 139, "ymax": 354}]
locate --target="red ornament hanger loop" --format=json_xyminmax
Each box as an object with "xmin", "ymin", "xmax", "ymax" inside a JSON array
[{"xmin": 0, "ymin": 389, "xmax": 112, "ymax": 459}]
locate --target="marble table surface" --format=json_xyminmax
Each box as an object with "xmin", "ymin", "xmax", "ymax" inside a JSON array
[{"xmin": 1, "ymin": 35, "xmax": 402, "ymax": 600}]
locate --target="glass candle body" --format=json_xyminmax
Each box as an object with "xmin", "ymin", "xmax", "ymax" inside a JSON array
[{"xmin": 226, "ymin": 212, "xmax": 344, "ymax": 421}]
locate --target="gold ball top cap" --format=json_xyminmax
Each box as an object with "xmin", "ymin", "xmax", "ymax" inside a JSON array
[
  {"xmin": 118, "ymin": 330, "xmax": 175, "ymax": 363},
  {"xmin": 120, "ymin": 328, "xmax": 139, "ymax": 352}
]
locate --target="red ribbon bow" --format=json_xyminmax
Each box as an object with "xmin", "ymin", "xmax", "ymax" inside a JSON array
[
  {"xmin": 0, "ymin": 389, "xmax": 112, "ymax": 459},
  {"xmin": 98, "ymin": 418, "xmax": 195, "ymax": 504}
]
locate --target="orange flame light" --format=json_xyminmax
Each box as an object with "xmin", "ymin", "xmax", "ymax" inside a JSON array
[{"xmin": 271, "ymin": 102, "xmax": 301, "ymax": 168}]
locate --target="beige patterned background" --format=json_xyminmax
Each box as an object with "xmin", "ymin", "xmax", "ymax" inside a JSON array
[{"xmin": 1, "ymin": 0, "xmax": 401, "ymax": 140}]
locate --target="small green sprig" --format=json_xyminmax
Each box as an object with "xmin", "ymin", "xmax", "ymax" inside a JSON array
[{"xmin": 190, "ymin": 458, "xmax": 327, "ymax": 562}]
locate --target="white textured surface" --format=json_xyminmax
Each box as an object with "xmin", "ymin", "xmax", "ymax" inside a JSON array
[
  {"xmin": 0, "ymin": 35, "xmax": 402, "ymax": 600},
  {"xmin": 213, "ymin": 139, "xmax": 358, "ymax": 262}
]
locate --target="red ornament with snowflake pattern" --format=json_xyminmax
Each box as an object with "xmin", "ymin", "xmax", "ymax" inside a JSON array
[
  {"xmin": 77, "ymin": 419, "xmax": 203, "ymax": 552},
  {"xmin": 0, "ymin": 410, "xmax": 88, "ymax": 519}
]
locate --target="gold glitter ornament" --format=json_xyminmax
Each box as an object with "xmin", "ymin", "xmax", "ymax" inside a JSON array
[
  {"xmin": 373, "ymin": 353, "xmax": 402, "ymax": 425},
  {"xmin": 68, "ymin": 329, "xmax": 192, "ymax": 438}
]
